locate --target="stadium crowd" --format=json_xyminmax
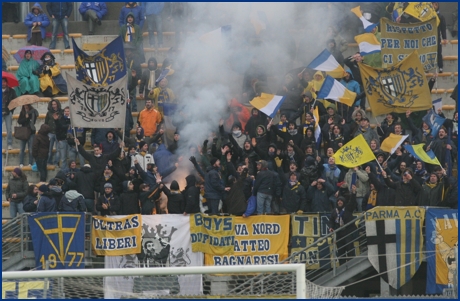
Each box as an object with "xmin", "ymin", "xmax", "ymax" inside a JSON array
[{"xmin": 3, "ymin": 3, "xmax": 458, "ymax": 228}]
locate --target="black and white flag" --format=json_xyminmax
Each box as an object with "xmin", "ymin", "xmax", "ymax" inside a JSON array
[{"xmin": 66, "ymin": 73, "xmax": 128, "ymax": 128}]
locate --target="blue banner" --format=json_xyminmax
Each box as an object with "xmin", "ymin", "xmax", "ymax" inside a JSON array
[
  {"xmin": 422, "ymin": 109, "xmax": 446, "ymax": 138},
  {"xmin": 425, "ymin": 208, "xmax": 458, "ymax": 294},
  {"xmin": 28, "ymin": 213, "xmax": 85, "ymax": 270},
  {"xmin": 73, "ymin": 36, "xmax": 126, "ymax": 86}
]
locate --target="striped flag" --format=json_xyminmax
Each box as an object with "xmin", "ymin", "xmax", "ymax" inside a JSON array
[
  {"xmin": 250, "ymin": 93, "xmax": 286, "ymax": 118},
  {"xmin": 403, "ymin": 144, "xmax": 441, "ymax": 166},
  {"xmin": 432, "ymin": 98, "xmax": 442, "ymax": 113},
  {"xmin": 351, "ymin": 6, "xmax": 379, "ymax": 32},
  {"xmin": 354, "ymin": 33, "xmax": 381, "ymax": 56},
  {"xmin": 380, "ymin": 133, "xmax": 409, "ymax": 155},
  {"xmin": 317, "ymin": 75, "xmax": 357, "ymax": 107},
  {"xmin": 313, "ymin": 106, "xmax": 321, "ymax": 150},
  {"xmin": 307, "ymin": 49, "xmax": 346, "ymax": 79}
]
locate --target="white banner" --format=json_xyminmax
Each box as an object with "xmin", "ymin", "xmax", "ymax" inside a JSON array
[
  {"xmin": 104, "ymin": 215, "xmax": 203, "ymax": 298},
  {"xmin": 66, "ymin": 73, "xmax": 128, "ymax": 128}
]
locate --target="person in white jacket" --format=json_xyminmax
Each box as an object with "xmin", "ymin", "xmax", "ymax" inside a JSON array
[{"xmin": 130, "ymin": 141, "xmax": 154, "ymax": 171}]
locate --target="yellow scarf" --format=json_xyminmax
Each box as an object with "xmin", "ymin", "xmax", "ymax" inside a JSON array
[
  {"xmin": 367, "ymin": 190, "xmax": 377, "ymax": 207},
  {"xmin": 125, "ymin": 24, "xmax": 135, "ymax": 42}
]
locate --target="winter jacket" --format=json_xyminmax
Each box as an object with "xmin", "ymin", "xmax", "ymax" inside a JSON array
[
  {"xmin": 362, "ymin": 172, "xmax": 395, "ymax": 211},
  {"xmin": 96, "ymin": 193, "xmax": 120, "ymax": 216},
  {"xmin": 32, "ymin": 124, "xmax": 51, "ymax": 159},
  {"xmin": 5, "ymin": 175, "xmax": 29, "ymax": 203},
  {"xmin": 139, "ymin": 184, "xmax": 161, "ymax": 215},
  {"xmin": 204, "ymin": 167, "xmax": 225, "ymax": 200},
  {"xmin": 100, "ymin": 136, "xmax": 120, "ymax": 155},
  {"xmin": 49, "ymin": 186, "xmax": 64, "ymax": 209},
  {"xmin": 139, "ymin": 57, "xmax": 161, "ymax": 97},
  {"xmin": 307, "ymin": 181, "xmax": 335, "ymax": 212},
  {"xmin": 111, "ymin": 156, "xmax": 130, "ymax": 181},
  {"xmin": 384, "ymin": 177, "xmax": 422, "ymax": 206},
  {"xmin": 183, "ymin": 175, "xmax": 200, "ymax": 214},
  {"xmin": 224, "ymin": 171, "xmax": 249, "ymax": 215},
  {"xmin": 2, "ymin": 87, "xmax": 16, "ymax": 116},
  {"xmin": 46, "ymin": 2, "xmax": 73, "ymax": 19},
  {"xmin": 78, "ymin": 144, "xmax": 121, "ymax": 177},
  {"xmin": 37, "ymin": 192, "xmax": 56, "ymax": 212},
  {"xmin": 18, "ymin": 107, "xmax": 38, "ymax": 132},
  {"xmin": 79, "ymin": 2, "xmax": 108, "ymax": 20},
  {"xmin": 99, "ymin": 173, "xmax": 122, "ymax": 195},
  {"xmin": 23, "ymin": 194, "xmax": 38, "ymax": 212},
  {"xmin": 119, "ymin": 182, "xmax": 140, "ymax": 215},
  {"xmin": 163, "ymin": 181, "xmax": 185, "ymax": 214},
  {"xmin": 74, "ymin": 166, "xmax": 96, "ymax": 199},
  {"xmin": 420, "ymin": 180, "xmax": 445, "ymax": 207},
  {"xmin": 439, "ymin": 177, "xmax": 458, "ymax": 209},
  {"xmin": 281, "ymin": 181, "xmax": 307, "ymax": 213},
  {"xmin": 25, "ymin": 3, "xmax": 50, "ymax": 41},
  {"xmin": 354, "ymin": 126, "xmax": 379, "ymax": 146},
  {"xmin": 54, "ymin": 114, "xmax": 71, "ymax": 141},
  {"xmin": 59, "ymin": 190, "xmax": 86, "ymax": 212},
  {"xmin": 329, "ymin": 193, "xmax": 358, "ymax": 236},
  {"xmin": 344, "ymin": 169, "xmax": 369, "ymax": 198},
  {"xmin": 119, "ymin": 2, "xmax": 145, "ymax": 29},
  {"xmin": 253, "ymin": 169, "xmax": 275, "ymax": 196}
]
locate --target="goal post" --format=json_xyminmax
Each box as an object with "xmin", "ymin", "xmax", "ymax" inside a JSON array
[{"xmin": 2, "ymin": 264, "xmax": 307, "ymax": 299}]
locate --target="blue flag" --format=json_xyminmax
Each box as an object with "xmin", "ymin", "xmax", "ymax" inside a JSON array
[
  {"xmin": 28, "ymin": 213, "xmax": 85, "ymax": 270},
  {"xmin": 73, "ymin": 36, "xmax": 126, "ymax": 86},
  {"xmin": 422, "ymin": 109, "xmax": 446, "ymax": 138}
]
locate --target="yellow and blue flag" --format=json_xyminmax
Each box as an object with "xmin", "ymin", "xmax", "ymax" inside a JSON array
[
  {"xmin": 307, "ymin": 49, "xmax": 346, "ymax": 79},
  {"xmin": 354, "ymin": 33, "xmax": 381, "ymax": 56},
  {"xmin": 359, "ymin": 51, "xmax": 432, "ymax": 116},
  {"xmin": 380, "ymin": 133, "xmax": 409, "ymax": 155},
  {"xmin": 313, "ymin": 106, "xmax": 321, "ymax": 150},
  {"xmin": 403, "ymin": 2, "xmax": 440, "ymax": 26},
  {"xmin": 351, "ymin": 6, "xmax": 379, "ymax": 32},
  {"xmin": 425, "ymin": 208, "xmax": 458, "ymax": 294},
  {"xmin": 317, "ymin": 75, "xmax": 356, "ymax": 107},
  {"xmin": 250, "ymin": 93, "xmax": 286, "ymax": 118},
  {"xmin": 403, "ymin": 143, "xmax": 441, "ymax": 166},
  {"xmin": 72, "ymin": 36, "xmax": 126, "ymax": 86},
  {"xmin": 423, "ymin": 109, "xmax": 446, "ymax": 137},
  {"xmin": 333, "ymin": 134, "xmax": 376, "ymax": 168}
]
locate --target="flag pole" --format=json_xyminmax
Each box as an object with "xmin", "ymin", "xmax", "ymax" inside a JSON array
[
  {"xmin": 374, "ymin": 116, "xmax": 384, "ymax": 135},
  {"xmin": 375, "ymin": 159, "xmax": 384, "ymax": 173}
]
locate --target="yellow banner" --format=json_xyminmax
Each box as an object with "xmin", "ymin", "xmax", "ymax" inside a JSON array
[
  {"xmin": 380, "ymin": 17, "xmax": 438, "ymax": 72},
  {"xmin": 360, "ymin": 51, "xmax": 432, "ymax": 116},
  {"xmin": 91, "ymin": 214, "xmax": 142, "ymax": 256},
  {"xmin": 190, "ymin": 213, "xmax": 235, "ymax": 255},
  {"xmin": 403, "ymin": 2, "xmax": 440, "ymax": 26},
  {"xmin": 205, "ymin": 215, "xmax": 290, "ymax": 265}
]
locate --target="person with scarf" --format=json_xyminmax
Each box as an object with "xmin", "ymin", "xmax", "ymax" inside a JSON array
[
  {"xmin": 349, "ymin": 108, "xmax": 367, "ymax": 139},
  {"xmin": 362, "ymin": 166, "xmax": 395, "ymax": 211},
  {"xmin": 412, "ymin": 160, "xmax": 428, "ymax": 185},
  {"xmin": 79, "ymin": 2, "xmax": 107, "ymax": 35},
  {"xmin": 119, "ymin": 12, "xmax": 144, "ymax": 63},
  {"xmin": 302, "ymin": 112, "xmax": 316, "ymax": 136},
  {"xmin": 139, "ymin": 57, "xmax": 161, "ymax": 100},
  {"xmin": 427, "ymin": 127, "xmax": 456, "ymax": 171},
  {"xmin": 119, "ymin": 180, "xmax": 140, "ymax": 215},
  {"xmin": 280, "ymin": 142, "xmax": 302, "ymax": 174},
  {"xmin": 245, "ymin": 108, "xmax": 267, "ymax": 139},
  {"xmin": 15, "ymin": 50, "xmax": 40, "ymax": 96},
  {"xmin": 328, "ymin": 185, "xmax": 358, "ymax": 265},
  {"xmin": 119, "ymin": 2, "xmax": 144, "ymax": 29},
  {"xmin": 291, "ymin": 91, "xmax": 327, "ymax": 122},
  {"xmin": 99, "ymin": 165, "xmax": 122, "ymax": 195},
  {"xmin": 304, "ymin": 71, "xmax": 325, "ymax": 102},
  {"xmin": 221, "ymin": 121, "xmax": 248, "ymax": 150},
  {"xmin": 24, "ymin": 3, "xmax": 50, "ymax": 46},
  {"xmin": 406, "ymin": 110, "xmax": 435, "ymax": 145},
  {"xmin": 277, "ymin": 113, "xmax": 288, "ymax": 133},
  {"xmin": 420, "ymin": 172, "xmax": 446, "ymax": 206},
  {"xmin": 149, "ymin": 77, "xmax": 176, "ymax": 107},
  {"xmin": 271, "ymin": 121, "xmax": 303, "ymax": 148},
  {"xmin": 280, "ymin": 172, "xmax": 307, "ymax": 213},
  {"xmin": 320, "ymin": 105, "xmax": 342, "ymax": 129},
  {"xmin": 322, "ymin": 124, "xmax": 345, "ymax": 153},
  {"xmin": 321, "ymin": 157, "xmax": 342, "ymax": 189},
  {"xmin": 37, "ymin": 52, "xmax": 67, "ymax": 97},
  {"xmin": 96, "ymin": 183, "xmax": 120, "ymax": 215}
]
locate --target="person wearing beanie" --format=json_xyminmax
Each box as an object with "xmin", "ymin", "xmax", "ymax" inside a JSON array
[
  {"xmin": 126, "ymin": 166, "xmax": 143, "ymax": 193},
  {"xmin": 161, "ymin": 180, "xmax": 185, "ymax": 214},
  {"xmin": 37, "ymin": 184, "xmax": 56, "ymax": 212},
  {"xmin": 420, "ymin": 172, "xmax": 445, "ymax": 206},
  {"xmin": 96, "ymin": 182, "xmax": 120, "ymax": 216},
  {"xmin": 245, "ymin": 108, "xmax": 267, "ymax": 139},
  {"xmin": 59, "ymin": 181, "xmax": 87, "ymax": 212},
  {"xmin": 204, "ymin": 158, "xmax": 229, "ymax": 214},
  {"xmin": 99, "ymin": 165, "xmax": 122, "ymax": 196},
  {"xmin": 353, "ymin": 116, "xmax": 379, "ymax": 146},
  {"xmin": 100, "ymin": 130, "xmax": 120, "ymax": 155},
  {"xmin": 119, "ymin": 180, "xmax": 140, "ymax": 215},
  {"xmin": 167, "ymin": 131, "xmax": 180, "ymax": 154},
  {"xmin": 328, "ymin": 184, "xmax": 358, "ymax": 265},
  {"xmin": 183, "ymin": 175, "xmax": 201, "ymax": 214},
  {"xmin": 5, "ymin": 167, "xmax": 29, "ymax": 217},
  {"xmin": 382, "ymin": 168, "xmax": 421, "ymax": 206},
  {"xmin": 307, "ymin": 178, "xmax": 335, "ymax": 212},
  {"xmin": 280, "ymin": 172, "xmax": 307, "ymax": 214}
]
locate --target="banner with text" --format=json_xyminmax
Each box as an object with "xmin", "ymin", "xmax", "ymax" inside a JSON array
[
  {"xmin": 425, "ymin": 208, "xmax": 458, "ymax": 294},
  {"xmin": 28, "ymin": 213, "xmax": 85, "ymax": 270},
  {"xmin": 190, "ymin": 213, "xmax": 235, "ymax": 255},
  {"xmin": 205, "ymin": 215, "xmax": 290, "ymax": 266},
  {"xmin": 92, "ymin": 214, "xmax": 142, "ymax": 256},
  {"xmin": 381, "ymin": 17, "xmax": 438, "ymax": 72}
]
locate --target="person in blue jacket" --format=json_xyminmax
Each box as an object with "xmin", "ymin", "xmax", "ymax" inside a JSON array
[
  {"xmin": 24, "ymin": 3, "xmax": 50, "ymax": 46},
  {"xmin": 46, "ymin": 2, "xmax": 73, "ymax": 49},
  {"xmin": 79, "ymin": 2, "xmax": 108, "ymax": 35},
  {"xmin": 338, "ymin": 68, "xmax": 361, "ymax": 122},
  {"xmin": 119, "ymin": 2, "xmax": 145, "ymax": 30}
]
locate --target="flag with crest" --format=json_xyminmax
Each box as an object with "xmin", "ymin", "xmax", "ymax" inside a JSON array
[{"xmin": 333, "ymin": 134, "xmax": 376, "ymax": 168}]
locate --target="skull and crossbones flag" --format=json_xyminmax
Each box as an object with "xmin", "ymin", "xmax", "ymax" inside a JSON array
[{"xmin": 66, "ymin": 73, "xmax": 128, "ymax": 128}]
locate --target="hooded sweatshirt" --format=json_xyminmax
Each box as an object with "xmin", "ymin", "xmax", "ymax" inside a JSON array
[
  {"xmin": 59, "ymin": 190, "xmax": 86, "ymax": 212},
  {"xmin": 119, "ymin": 2, "xmax": 145, "ymax": 28},
  {"xmin": 24, "ymin": 3, "xmax": 50, "ymax": 41}
]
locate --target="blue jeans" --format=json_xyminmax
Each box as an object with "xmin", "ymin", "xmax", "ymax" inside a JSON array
[
  {"xmin": 68, "ymin": 145, "xmax": 85, "ymax": 167},
  {"xmin": 146, "ymin": 14, "xmax": 163, "ymax": 46},
  {"xmin": 355, "ymin": 197, "xmax": 363, "ymax": 213},
  {"xmin": 256, "ymin": 192, "xmax": 272, "ymax": 215},
  {"xmin": 9, "ymin": 201, "xmax": 25, "ymax": 218},
  {"xmin": 19, "ymin": 134, "xmax": 35, "ymax": 165},
  {"xmin": 57, "ymin": 140, "xmax": 69, "ymax": 168},
  {"xmin": 49, "ymin": 17, "xmax": 69, "ymax": 49},
  {"xmin": 36, "ymin": 157, "xmax": 48, "ymax": 182},
  {"xmin": 3, "ymin": 113, "xmax": 13, "ymax": 146},
  {"xmin": 47, "ymin": 133, "xmax": 59, "ymax": 165}
]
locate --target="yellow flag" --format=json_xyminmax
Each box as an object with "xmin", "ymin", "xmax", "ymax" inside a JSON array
[
  {"xmin": 403, "ymin": 2, "xmax": 440, "ymax": 26},
  {"xmin": 333, "ymin": 134, "xmax": 376, "ymax": 168},
  {"xmin": 359, "ymin": 51, "xmax": 432, "ymax": 116},
  {"xmin": 380, "ymin": 133, "xmax": 409, "ymax": 154}
]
